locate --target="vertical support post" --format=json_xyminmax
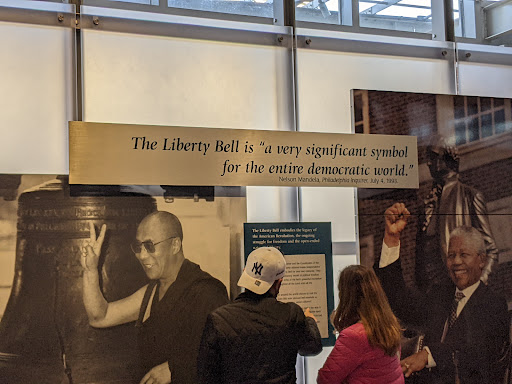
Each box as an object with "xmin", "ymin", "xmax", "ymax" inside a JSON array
[
  {"xmin": 283, "ymin": 0, "xmax": 296, "ymax": 30},
  {"xmin": 352, "ymin": 0, "xmax": 360, "ymax": 29},
  {"xmin": 341, "ymin": 0, "xmax": 353, "ymax": 26},
  {"xmin": 283, "ymin": 0, "xmax": 297, "ymax": 133},
  {"xmin": 282, "ymin": 0, "xmax": 300, "ymax": 225},
  {"xmin": 461, "ymin": 0, "xmax": 476, "ymax": 38},
  {"xmin": 432, "ymin": 0, "xmax": 452, "ymax": 41},
  {"xmin": 432, "ymin": 0, "xmax": 458, "ymax": 95},
  {"xmin": 157, "ymin": 0, "xmax": 168, "ymax": 13},
  {"xmin": 274, "ymin": 0, "xmax": 285, "ymax": 25},
  {"xmin": 444, "ymin": 0, "xmax": 455, "ymax": 42},
  {"xmin": 73, "ymin": 0, "xmax": 83, "ymax": 122},
  {"xmin": 473, "ymin": 0, "xmax": 485, "ymax": 43},
  {"xmin": 459, "ymin": 0, "xmax": 466, "ymax": 37}
]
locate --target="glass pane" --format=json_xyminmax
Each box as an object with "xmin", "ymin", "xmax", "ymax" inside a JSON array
[
  {"xmin": 494, "ymin": 98, "xmax": 505, "ymax": 107},
  {"xmin": 296, "ymin": 0, "xmax": 340, "ymax": 24},
  {"xmin": 454, "ymin": 10, "xmax": 460, "ymax": 36},
  {"xmin": 468, "ymin": 116, "xmax": 479, "ymax": 142},
  {"xmin": 359, "ymin": 0, "xmax": 432, "ymax": 34},
  {"xmin": 168, "ymin": 0, "xmax": 274, "ymax": 18},
  {"xmin": 480, "ymin": 97, "xmax": 492, "ymax": 112},
  {"xmin": 495, "ymin": 109, "xmax": 506, "ymax": 134},
  {"xmin": 378, "ymin": 5, "xmax": 431, "ymax": 18},
  {"xmin": 359, "ymin": 1, "xmax": 374, "ymax": 12},
  {"xmin": 454, "ymin": 96, "xmax": 465, "ymax": 119},
  {"xmin": 454, "ymin": 0, "xmax": 477, "ymax": 38},
  {"xmin": 400, "ymin": 0, "xmax": 431, "ymax": 5},
  {"xmin": 455, "ymin": 121, "xmax": 466, "ymax": 145},
  {"xmin": 108, "ymin": 0, "xmax": 157, "ymax": 4},
  {"xmin": 467, "ymin": 96, "xmax": 478, "ymax": 116},
  {"xmin": 481, "ymin": 113, "xmax": 492, "ymax": 138}
]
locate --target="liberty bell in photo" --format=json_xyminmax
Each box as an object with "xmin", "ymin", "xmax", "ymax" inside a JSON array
[{"xmin": 0, "ymin": 176, "xmax": 156, "ymax": 383}]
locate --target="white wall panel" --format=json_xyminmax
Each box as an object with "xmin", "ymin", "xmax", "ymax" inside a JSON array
[
  {"xmin": 0, "ymin": 21, "xmax": 74, "ymax": 174},
  {"xmin": 247, "ymin": 186, "xmax": 299, "ymax": 222},
  {"xmin": 296, "ymin": 48, "xmax": 455, "ymax": 135},
  {"xmin": 82, "ymin": 29, "xmax": 293, "ymax": 130},
  {"xmin": 247, "ymin": 186, "xmax": 282, "ymax": 222},
  {"xmin": 301, "ymin": 187, "xmax": 356, "ymax": 242},
  {"xmin": 458, "ymin": 62, "xmax": 512, "ymax": 98}
]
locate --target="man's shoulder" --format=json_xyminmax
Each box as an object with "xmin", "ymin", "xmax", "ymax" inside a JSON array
[
  {"xmin": 190, "ymin": 275, "xmax": 228, "ymax": 300},
  {"xmin": 445, "ymin": 178, "xmax": 483, "ymax": 199},
  {"xmin": 209, "ymin": 301, "xmax": 238, "ymax": 317},
  {"xmin": 274, "ymin": 300, "xmax": 307, "ymax": 324},
  {"xmin": 212, "ymin": 295, "xmax": 303, "ymax": 317},
  {"xmin": 278, "ymin": 300, "xmax": 305, "ymax": 314},
  {"xmin": 206, "ymin": 301, "xmax": 250, "ymax": 334},
  {"xmin": 185, "ymin": 259, "xmax": 225, "ymax": 287},
  {"xmin": 208, "ymin": 297, "xmax": 307, "ymax": 337},
  {"xmin": 181, "ymin": 259, "xmax": 228, "ymax": 303},
  {"xmin": 264, "ymin": 296, "xmax": 305, "ymax": 314},
  {"xmin": 423, "ymin": 282, "xmax": 507, "ymax": 313},
  {"xmin": 472, "ymin": 283, "xmax": 508, "ymax": 308},
  {"xmin": 427, "ymin": 281, "xmax": 455, "ymax": 298}
]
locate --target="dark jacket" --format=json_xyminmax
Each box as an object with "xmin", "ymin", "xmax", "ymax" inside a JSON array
[
  {"xmin": 136, "ymin": 259, "xmax": 229, "ymax": 384},
  {"xmin": 376, "ymin": 259, "xmax": 509, "ymax": 384},
  {"xmin": 197, "ymin": 290, "xmax": 322, "ymax": 384}
]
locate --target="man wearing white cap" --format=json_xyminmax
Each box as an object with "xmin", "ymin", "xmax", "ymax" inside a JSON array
[{"xmin": 197, "ymin": 246, "xmax": 322, "ymax": 384}]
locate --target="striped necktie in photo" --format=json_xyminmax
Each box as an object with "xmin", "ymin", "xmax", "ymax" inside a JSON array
[{"xmin": 448, "ymin": 291, "xmax": 465, "ymax": 329}]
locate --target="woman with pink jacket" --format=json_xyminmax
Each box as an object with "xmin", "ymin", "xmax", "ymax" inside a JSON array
[{"xmin": 317, "ymin": 265, "xmax": 404, "ymax": 384}]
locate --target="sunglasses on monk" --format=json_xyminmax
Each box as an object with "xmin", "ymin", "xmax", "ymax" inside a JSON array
[{"xmin": 130, "ymin": 236, "xmax": 176, "ymax": 254}]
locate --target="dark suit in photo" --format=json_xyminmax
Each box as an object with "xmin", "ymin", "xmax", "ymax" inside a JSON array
[{"xmin": 376, "ymin": 259, "xmax": 509, "ymax": 384}]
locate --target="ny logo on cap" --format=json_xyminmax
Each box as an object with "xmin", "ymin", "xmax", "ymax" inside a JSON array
[{"xmin": 252, "ymin": 262, "xmax": 263, "ymax": 276}]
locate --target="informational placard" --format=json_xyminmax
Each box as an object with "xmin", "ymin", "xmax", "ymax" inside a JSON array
[
  {"xmin": 244, "ymin": 222, "xmax": 334, "ymax": 346},
  {"xmin": 69, "ymin": 122, "xmax": 418, "ymax": 189},
  {"xmin": 278, "ymin": 254, "xmax": 329, "ymax": 338}
]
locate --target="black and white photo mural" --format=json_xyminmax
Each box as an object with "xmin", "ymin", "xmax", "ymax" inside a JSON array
[{"xmin": 0, "ymin": 175, "xmax": 245, "ymax": 383}]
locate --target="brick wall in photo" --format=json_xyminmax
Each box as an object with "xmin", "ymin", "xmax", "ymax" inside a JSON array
[{"xmin": 356, "ymin": 90, "xmax": 512, "ymax": 302}]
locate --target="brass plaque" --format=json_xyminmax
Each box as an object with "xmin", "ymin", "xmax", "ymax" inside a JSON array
[{"xmin": 69, "ymin": 122, "xmax": 418, "ymax": 188}]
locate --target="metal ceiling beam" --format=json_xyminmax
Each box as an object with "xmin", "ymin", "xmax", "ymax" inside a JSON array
[
  {"xmin": 360, "ymin": 0, "xmax": 401, "ymax": 15},
  {"xmin": 484, "ymin": 0, "xmax": 512, "ymax": 40}
]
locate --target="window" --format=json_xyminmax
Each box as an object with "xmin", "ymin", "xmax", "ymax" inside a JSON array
[
  {"xmin": 353, "ymin": 90, "xmax": 369, "ymax": 134},
  {"xmin": 167, "ymin": 0, "xmax": 274, "ymax": 18},
  {"xmin": 453, "ymin": 96, "xmax": 511, "ymax": 146},
  {"xmin": 86, "ymin": 0, "xmax": 506, "ymax": 45},
  {"xmin": 296, "ymin": 0, "xmax": 342, "ymax": 25},
  {"xmin": 358, "ymin": 0, "xmax": 432, "ymax": 34},
  {"xmin": 108, "ymin": 0, "xmax": 158, "ymax": 4},
  {"xmin": 296, "ymin": 0, "xmax": 437, "ymax": 31},
  {"xmin": 100, "ymin": 0, "xmax": 275, "ymax": 18},
  {"xmin": 454, "ymin": 0, "xmax": 477, "ymax": 38}
]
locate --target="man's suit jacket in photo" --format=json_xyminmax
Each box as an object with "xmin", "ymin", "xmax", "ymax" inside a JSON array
[{"xmin": 376, "ymin": 259, "xmax": 509, "ymax": 384}]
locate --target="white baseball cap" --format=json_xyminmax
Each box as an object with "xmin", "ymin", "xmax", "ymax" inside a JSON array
[{"xmin": 238, "ymin": 247, "xmax": 286, "ymax": 295}]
